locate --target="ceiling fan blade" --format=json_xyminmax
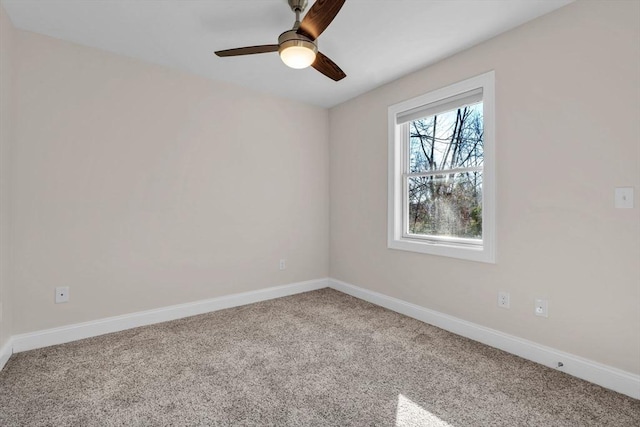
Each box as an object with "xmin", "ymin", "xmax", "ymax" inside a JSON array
[
  {"xmin": 312, "ymin": 51, "xmax": 346, "ymax": 81},
  {"xmin": 215, "ymin": 45, "xmax": 279, "ymax": 57},
  {"xmin": 297, "ymin": 0, "xmax": 346, "ymax": 41}
]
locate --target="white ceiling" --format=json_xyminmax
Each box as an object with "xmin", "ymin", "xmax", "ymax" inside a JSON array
[{"xmin": 2, "ymin": 0, "xmax": 572, "ymax": 108}]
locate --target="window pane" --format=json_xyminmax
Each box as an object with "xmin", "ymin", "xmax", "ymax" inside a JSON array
[
  {"xmin": 408, "ymin": 172, "xmax": 483, "ymax": 239},
  {"xmin": 409, "ymin": 102, "xmax": 483, "ymax": 173}
]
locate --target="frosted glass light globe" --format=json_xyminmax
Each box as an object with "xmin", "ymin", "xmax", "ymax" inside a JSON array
[{"xmin": 280, "ymin": 45, "xmax": 317, "ymax": 69}]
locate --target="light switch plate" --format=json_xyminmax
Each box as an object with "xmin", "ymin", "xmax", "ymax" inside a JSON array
[{"xmin": 615, "ymin": 187, "xmax": 634, "ymax": 209}]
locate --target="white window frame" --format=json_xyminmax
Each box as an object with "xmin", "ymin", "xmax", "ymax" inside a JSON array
[{"xmin": 387, "ymin": 71, "xmax": 496, "ymax": 263}]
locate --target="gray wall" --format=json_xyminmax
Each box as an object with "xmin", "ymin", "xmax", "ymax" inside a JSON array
[
  {"xmin": 329, "ymin": 0, "xmax": 640, "ymax": 374},
  {"xmin": 0, "ymin": 3, "xmax": 14, "ymax": 352},
  {"xmin": 9, "ymin": 29, "xmax": 329, "ymax": 334}
]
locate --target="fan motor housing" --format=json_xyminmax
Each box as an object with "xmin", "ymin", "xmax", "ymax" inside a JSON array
[{"xmin": 278, "ymin": 30, "xmax": 317, "ymax": 55}]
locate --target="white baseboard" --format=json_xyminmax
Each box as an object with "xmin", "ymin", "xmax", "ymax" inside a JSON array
[
  {"xmin": 5, "ymin": 276, "xmax": 639, "ymax": 400},
  {"xmin": 0, "ymin": 338, "xmax": 12, "ymax": 371},
  {"xmin": 11, "ymin": 278, "xmax": 328, "ymax": 354},
  {"xmin": 328, "ymin": 278, "xmax": 640, "ymax": 400}
]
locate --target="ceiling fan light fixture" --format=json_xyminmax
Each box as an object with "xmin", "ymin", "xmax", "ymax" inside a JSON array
[
  {"xmin": 279, "ymin": 38, "xmax": 317, "ymax": 69},
  {"xmin": 215, "ymin": 0, "xmax": 346, "ymax": 81}
]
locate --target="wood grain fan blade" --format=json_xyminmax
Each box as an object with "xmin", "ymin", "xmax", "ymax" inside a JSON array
[
  {"xmin": 312, "ymin": 52, "xmax": 346, "ymax": 81},
  {"xmin": 297, "ymin": 0, "xmax": 346, "ymax": 41},
  {"xmin": 215, "ymin": 45, "xmax": 279, "ymax": 57}
]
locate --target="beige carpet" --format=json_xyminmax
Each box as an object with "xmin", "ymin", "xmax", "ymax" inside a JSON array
[{"xmin": 0, "ymin": 288, "xmax": 638, "ymax": 426}]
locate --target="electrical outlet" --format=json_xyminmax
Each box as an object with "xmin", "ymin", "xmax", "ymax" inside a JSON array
[
  {"xmin": 279, "ymin": 259, "xmax": 286, "ymax": 270},
  {"xmin": 535, "ymin": 298, "xmax": 548, "ymax": 317},
  {"xmin": 55, "ymin": 287, "xmax": 69, "ymax": 304},
  {"xmin": 497, "ymin": 291, "xmax": 510, "ymax": 309}
]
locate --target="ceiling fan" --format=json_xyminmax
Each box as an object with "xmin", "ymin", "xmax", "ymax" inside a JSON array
[{"xmin": 214, "ymin": 0, "xmax": 346, "ymax": 81}]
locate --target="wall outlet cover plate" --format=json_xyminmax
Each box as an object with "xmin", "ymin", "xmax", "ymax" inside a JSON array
[
  {"xmin": 535, "ymin": 298, "xmax": 548, "ymax": 317},
  {"xmin": 615, "ymin": 187, "xmax": 634, "ymax": 209},
  {"xmin": 55, "ymin": 286, "xmax": 69, "ymax": 303}
]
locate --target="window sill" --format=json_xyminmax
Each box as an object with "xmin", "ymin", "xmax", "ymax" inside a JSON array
[{"xmin": 388, "ymin": 238, "xmax": 495, "ymax": 263}]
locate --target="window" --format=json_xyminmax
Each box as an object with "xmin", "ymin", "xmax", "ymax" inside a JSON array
[{"xmin": 388, "ymin": 71, "xmax": 495, "ymax": 263}]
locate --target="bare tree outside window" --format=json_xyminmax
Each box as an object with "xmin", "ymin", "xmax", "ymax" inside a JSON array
[{"xmin": 406, "ymin": 102, "xmax": 483, "ymax": 239}]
